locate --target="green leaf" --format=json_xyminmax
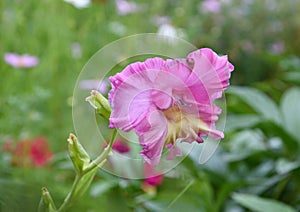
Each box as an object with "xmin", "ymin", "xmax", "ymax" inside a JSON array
[
  {"xmin": 90, "ymin": 181, "xmax": 116, "ymax": 197},
  {"xmin": 73, "ymin": 168, "xmax": 98, "ymax": 199},
  {"xmin": 244, "ymin": 174, "xmax": 286, "ymax": 195},
  {"xmin": 228, "ymin": 86, "xmax": 281, "ymax": 124},
  {"xmin": 224, "ymin": 130, "xmax": 267, "ymax": 162},
  {"xmin": 232, "ymin": 193, "xmax": 297, "ymax": 212},
  {"xmin": 225, "ymin": 114, "xmax": 261, "ymax": 132},
  {"xmin": 280, "ymin": 87, "xmax": 300, "ymax": 141},
  {"xmin": 227, "ymin": 130, "xmax": 266, "ymax": 153},
  {"xmin": 284, "ymin": 72, "xmax": 300, "ymax": 84},
  {"xmin": 216, "ymin": 182, "xmax": 245, "ymax": 210},
  {"xmin": 275, "ymin": 158, "xmax": 300, "ymax": 175}
]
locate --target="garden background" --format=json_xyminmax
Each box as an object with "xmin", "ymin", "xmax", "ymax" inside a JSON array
[{"xmin": 1, "ymin": 0, "xmax": 300, "ymax": 211}]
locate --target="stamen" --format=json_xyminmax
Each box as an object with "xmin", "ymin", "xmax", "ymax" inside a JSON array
[{"xmin": 162, "ymin": 106, "xmax": 182, "ymax": 122}]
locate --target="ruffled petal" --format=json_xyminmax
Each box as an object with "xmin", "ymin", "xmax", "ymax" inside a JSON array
[
  {"xmin": 109, "ymin": 74, "xmax": 153, "ymax": 131},
  {"xmin": 187, "ymin": 48, "xmax": 234, "ymax": 101},
  {"xmin": 166, "ymin": 144, "xmax": 182, "ymax": 160},
  {"xmin": 109, "ymin": 58, "xmax": 169, "ymax": 130},
  {"xmin": 165, "ymin": 58, "xmax": 193, "ymax": 83},
  {"xmin": 110, "ymin": 57, "xmax": 166, "ymax": 89},
  {"xmin": 139, "ymin": 110, "xmax": 168, "ymax": 166},
  {"xmin": 151, "ymin": 90, "xmax": 172, "ymax": 110}
]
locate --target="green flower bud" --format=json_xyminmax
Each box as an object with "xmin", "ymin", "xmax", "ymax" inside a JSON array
[
  {"xmin": 38, "ymin": 187, "xmax": 57, "ymax": 212},
  {"xmin": 67, "ymin": 133, "xmax": 90, "ymax": 173},
  {"xmin": 85, "ymin": 90, "xmax": 111, "ymax": 119}
]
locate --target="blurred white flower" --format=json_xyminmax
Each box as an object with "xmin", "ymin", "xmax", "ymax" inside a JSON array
[
  {"xmin": 157, "ymin": 24, "xmax": 187, "ymax": 44},
  {"xmin": 157, "ymin": 24, "xmax": 186, "ymax": 39},
  {"xmin": 108, "ymin": 21, "xmax": 127, "ymax": 36},
  {"xmin": 64, "ymin": 0, "xmax": 91, "ymax": 9},
  {"xmin": 157, "ymin": 24, "xmax": 178, "ymax": 38},
  {"xmin": 71, "ymin": 42, "xmax": 82, "ymax": 59}
]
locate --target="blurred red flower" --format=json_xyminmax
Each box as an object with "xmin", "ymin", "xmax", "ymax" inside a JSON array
[{"xmin": 10, "ymin": 137, "xmax": 53, "ymax": 167}]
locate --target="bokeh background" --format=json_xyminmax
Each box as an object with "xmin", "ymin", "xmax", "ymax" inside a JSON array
[{"xmin": 1, "ymin": 0, "xmax": 300, "ymax": 211}]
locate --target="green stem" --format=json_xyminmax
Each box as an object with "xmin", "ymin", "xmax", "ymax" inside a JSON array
[
  {"xmin": 58, "ymin": 175, "xmax": 81, "ymax": 212},
  {"xmin": 57, "ymin": 129, "xmax": 117, "ymax": 212},
  {"xmin": 83, "ymin": 129, "xmax": 117, "ymax": 174},
  {"xmin": 273, "ymin": 175, "xmax": 290, "ymax": 200}
]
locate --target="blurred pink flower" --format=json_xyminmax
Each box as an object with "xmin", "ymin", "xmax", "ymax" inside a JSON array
[
  {"xmin": 79, "ymin": 79, "xmax": 109, "ymax": 94},
  {"xmin": 142, "ymin": 163, "xmax": 163, "ymax": 193},
  {"xmin": 109, "ymin": 48, "xmax": 234, "ymax": 166},
  {"xmin": 111, "ymin": 140, "xmax": 130, "ymax": 154},
  {"xmin": 200, "ymin": 0, "xmax": 222, "ymax": 13},
  {"xmin": 11, "ymin": 137, "xmax": 53, "ymax": 167},
  {"xmin": 144, "ymin": 174, "xmax": 163, "ymax": 186},
  {"xmin": 4, "ymin": 53, "xmax": 39, "ymax": 68},
  {"xmin": 115, "ymin": 0, "xmax": 139, "ymax": 15},
  {"xmin": 144, "ymin": 163, "xmax": 163, "ymax": 186},
  {"xmin": 151, "ymin": 15, "xmax": 171, "ymax": 26},
  {"xmin": 269, "ymin": 40, "xmax": 285, "ymax": 55}
]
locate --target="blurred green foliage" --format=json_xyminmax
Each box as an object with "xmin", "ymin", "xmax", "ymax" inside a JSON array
[{"xmin": 1, "ymin": 0, "xmax": 300, "ymax": 211}]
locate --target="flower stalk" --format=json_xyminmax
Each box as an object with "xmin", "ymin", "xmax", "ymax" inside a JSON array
[{"xmin": 39, "ymin": 130, "xmax": 117, "ymax": 212}]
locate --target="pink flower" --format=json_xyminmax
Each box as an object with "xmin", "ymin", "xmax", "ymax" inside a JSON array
[
  {"xmin": 200, "ymin": 0, "xmax": 222, "ymax": 14},
  {"xmin": 109, "ymin": 48, "xmax": 234, "ymax": 166},
  {"xmin": 4, "ymin": 53, "xmax": 39, "ymax": 68},
  {"xmin": 115, "ymin": 0, "xmax": 139, "ymax": 16},
  {"xmin": 11, "ymin": 137, "xmax": 53, "ymax": 167}
]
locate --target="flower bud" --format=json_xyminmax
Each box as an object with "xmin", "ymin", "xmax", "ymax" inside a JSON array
[
  {"xmin": 38, "ymin": 187, "xmax": 57, "ymax": 212},
  {"xmin": 67, "ymin": 133, "xmax": 90, "ymax": 173},
  {"xmin": 86, "ymin": 90, "xmax": 111, "ymax": 119}
]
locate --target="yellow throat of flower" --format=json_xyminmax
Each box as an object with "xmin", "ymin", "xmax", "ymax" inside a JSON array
[{"xmin": 162, "ymin": 105, "xmax": 209, "ymax": 145}]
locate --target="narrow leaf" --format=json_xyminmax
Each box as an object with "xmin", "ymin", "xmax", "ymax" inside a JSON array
[
  {"xmin": 228, "ymin": 86, "xmax": 281, "ymax": 124},
  {"xmin": 280, "ymin": 87, "xmax": 300, "ymax": 141},
  {"xmin": 232, "ymin": 193, "xmax": 296, "ymax": 212}
]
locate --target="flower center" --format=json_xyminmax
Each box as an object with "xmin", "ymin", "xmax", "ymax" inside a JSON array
[
  {"xmin": 162, "ymin": 104, "xmax": 210, "ymax": 145},
  {"xmin": 162, "ymin": 105, "xmax": 185, "ymax": 145},
  {"xmin": 162, "ymin": 105, "xmax": 182, "ymax": 123},
  {"xmin": 18, "ymin": 58, "xmax": 26, "ymax": 67}
]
